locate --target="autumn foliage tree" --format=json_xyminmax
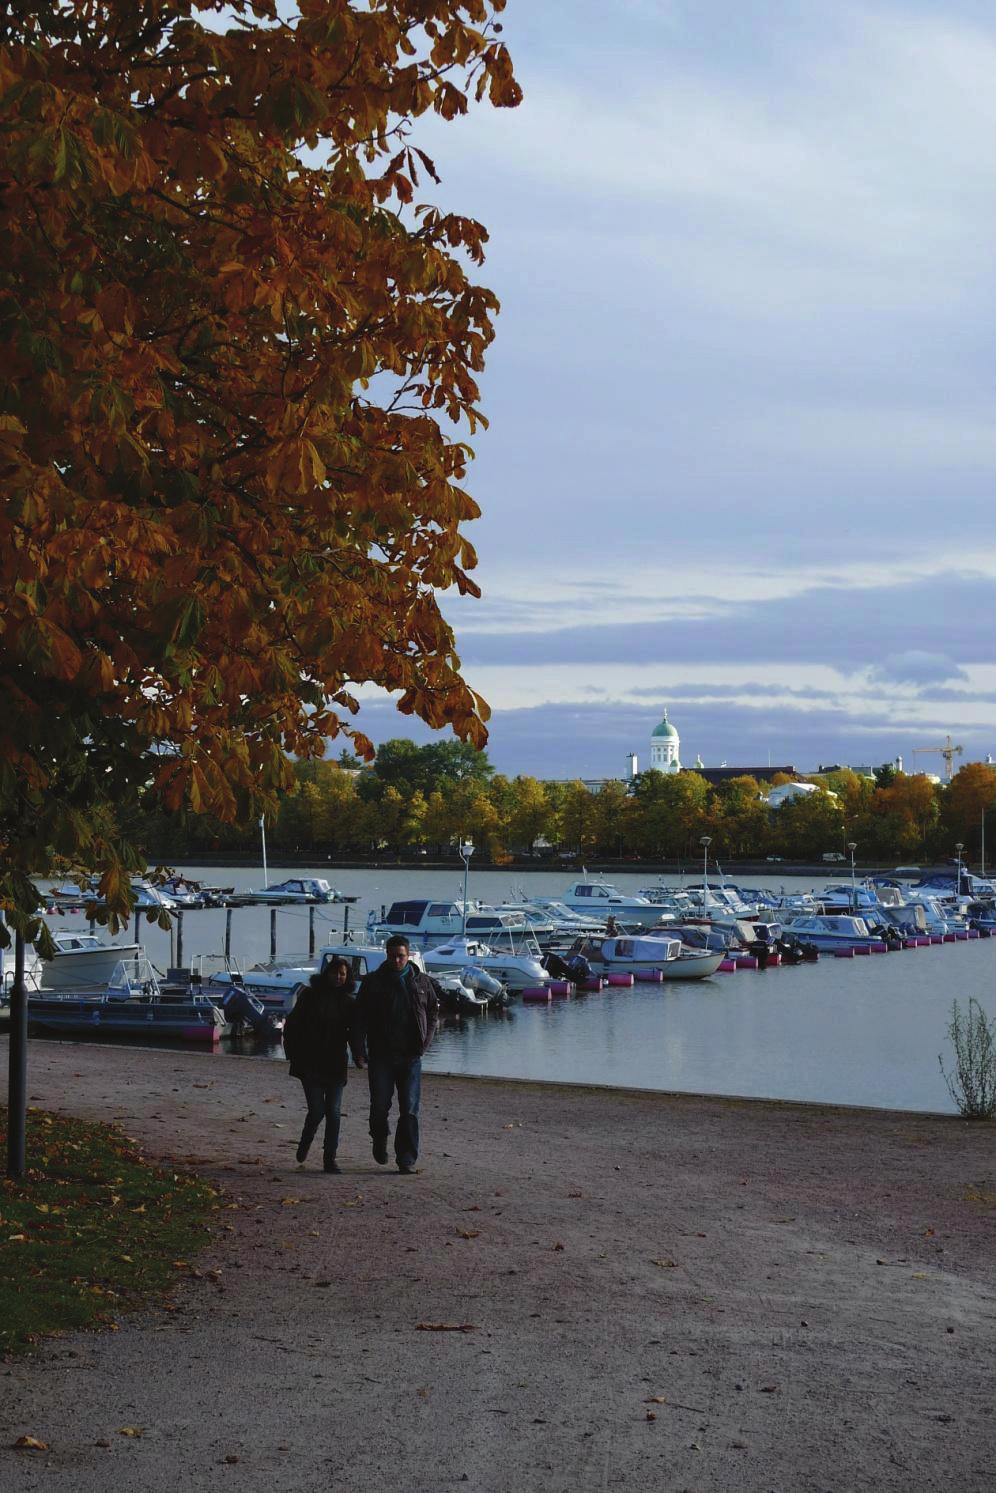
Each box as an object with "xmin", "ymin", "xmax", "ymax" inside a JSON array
[{"xmin": 0, "ymin": 0, "xmax": 520, "ymax": 933}]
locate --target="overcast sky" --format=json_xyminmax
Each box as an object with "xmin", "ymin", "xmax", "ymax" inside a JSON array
[{"xmin": 356, "ymin": 0, "xmax": 996, "ymax": 778}]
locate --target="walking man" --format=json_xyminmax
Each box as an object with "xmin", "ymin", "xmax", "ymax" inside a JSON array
[{"xmin": 356, "ymin": 935, "xmax": 439, "ymax": 1174}]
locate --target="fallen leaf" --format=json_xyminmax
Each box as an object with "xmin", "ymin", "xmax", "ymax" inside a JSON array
[
  {"xmin": 118, "ymin": 1426, "xmax": 144, "ymax": 1437},
  {"xmin": 457, "ymin": 1229, "xmax": 480, "ymax": 1240},
  {"xmin": 13, "ymin": 1435, "xmax": 48, "ymax": 1451},
  {"xmin": 551, "ymin": 1241, "xmax": 564, "ymax": 1251},
  {"xmin": 651, "ymin": 1258, "xmax": 679, "ymax": 1269}
]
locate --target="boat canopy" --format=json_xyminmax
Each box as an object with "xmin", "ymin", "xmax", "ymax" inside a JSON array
[{"xmin": 600, "ymin": 936, "xmax": 682, "ymax": 962}]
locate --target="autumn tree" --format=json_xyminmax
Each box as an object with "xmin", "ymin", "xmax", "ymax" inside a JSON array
[{"xmin": 0, "ymin": 0, "xmax": 520, "ymax": 934}]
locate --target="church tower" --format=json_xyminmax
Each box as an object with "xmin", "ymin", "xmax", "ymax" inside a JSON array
[{"xmin": 649, "ymin": 709, "xmax": 681, "ymax": 774}]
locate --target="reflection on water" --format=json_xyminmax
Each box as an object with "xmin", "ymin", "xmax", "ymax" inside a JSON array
[{"xmin": 34, "ymin": 864, "xmax": 996, "ymax": 1114}]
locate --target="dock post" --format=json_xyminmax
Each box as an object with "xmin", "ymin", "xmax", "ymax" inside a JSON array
[
  {"xmin": 343, "ymin": 904, "xmax": 350, "ymax": 940},
  {"xmin": 309, "ymin": 904, "xmax": 315, "ymax": 958},
  {"xmin": 225, "ymin": 908, "xmax": 233, "ymax": 962},
  {"xmin": 176, "ymin": 911, "xmax": 184, "ymax": 969},
  {"xmin": 133, "ymin": 909, "xmax": 140, "ymax": 945},
  {"xmin": 270, "ymin": 908, "xmax": 277, "ymax": 963},
  {"xmin": 6, "ymin": 931, "xmax": 27, "ymax": 1179}
]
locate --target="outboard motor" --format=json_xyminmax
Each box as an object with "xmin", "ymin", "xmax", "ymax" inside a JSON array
[
  {"xmin": 564, "ymin": 953, "xmax": 592, "ymax": 982},
  {"xmin": 461, "ymin": 965, "xmax": 503, "ymax": 1000},
  {"xmin": 220, "ymin": 985, "xmax": 280, "ymax": 1040}
]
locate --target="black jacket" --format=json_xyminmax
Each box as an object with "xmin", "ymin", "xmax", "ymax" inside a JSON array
[
  {"xmin": 283, "ymin": 982, "xmax": 363, "ymax": 1084},
  {"xmin": 356, "ymin": 959, "xmax": 439, "ymax": 1062}
]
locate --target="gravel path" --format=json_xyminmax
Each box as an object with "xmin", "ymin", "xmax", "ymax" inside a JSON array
[{"xmin": 3, "ymin": 1039, "xmax": 996, "ymax": 1491}]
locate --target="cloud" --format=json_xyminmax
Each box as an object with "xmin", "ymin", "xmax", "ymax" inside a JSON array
[
  {"xmin": 455, "ymin": 571, "xmax": 989, "ymax": 673},
  {"xmin": 869, "ymin": 652, "xmax": 968, "ymax": 686}
]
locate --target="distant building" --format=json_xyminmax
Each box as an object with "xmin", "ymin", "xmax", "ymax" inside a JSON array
[
  {"xmin": 649, "ymin": 710, "xmax": 681, "ymax": 773},
  {"xmin": 691, "ymin": 764, "xmax": 797, "ymax": 787}
]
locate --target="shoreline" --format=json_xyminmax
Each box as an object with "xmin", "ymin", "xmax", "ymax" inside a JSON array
[{"xmin": 3, "ymin": 1038, "xmax": 995, "ymax": 1490}]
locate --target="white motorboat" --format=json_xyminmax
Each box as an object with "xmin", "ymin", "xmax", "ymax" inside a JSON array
[
  {"xmin": 560, "ymin": 878, "xmax": 679, "ymax": 929},
  {"xmin": 780, "ymin": 914, "xmax": 882, "ymax": 949},
  {"xmin": 370, "ymin": 897, "xmax": 468, "ymax": 944},
  {"xmin": 420, "ymin": 935, "xmax": 550, "ymax": 993},
  {"xmin": 569, "ymin": 933, "xmax": 724, "ymax": 981},
  {"xmin": 245, "ymin": 878, "xmax": 355, "ymax": 904},
  {"xmin": 38, "ymin": 929, "xmax": 143, "ymax": 990}
]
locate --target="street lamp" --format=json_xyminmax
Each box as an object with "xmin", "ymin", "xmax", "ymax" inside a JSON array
[
  {"xmin": 459, "ymin": 839, "xmax": 475, "ymax": 936},
  {"xmin": 955, "ymin": 841, "xmax": 964, "ymax": 895},
  {"xmin": 846, "ymin": 842, "xmax": 857, "ymax": 910},
  {"xmin": 700, "ymin": 836, "xmax": 712, "ymax": 901}
]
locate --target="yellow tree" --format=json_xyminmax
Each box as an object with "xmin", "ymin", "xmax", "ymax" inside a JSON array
[{"xmin": 0, "ymin": 0, "xmax": 520, "ymax": 935}]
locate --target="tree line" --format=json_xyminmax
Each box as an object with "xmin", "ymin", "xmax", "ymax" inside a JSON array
[{"xmin": 129, "ymin": 741, "xmax": 996, "ymax": 867}]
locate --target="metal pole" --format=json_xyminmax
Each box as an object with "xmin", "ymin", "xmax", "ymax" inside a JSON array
[
  {"xmin": 225, "ymin": 907, "xmax": 233, "ymax": 961},
  {"xmin": 981, "ymin": 811, "xmax": 986, "ymax": 879},
  {"xmin": 175, "ymin": 911, "xmax": 184, "ymax": 969},
  {"xmin": 7, "ymin": 930, "xmax": 27, "ymax": 1180},
  {"xmin": 260, "ymin": 815, "xmax": 269, "ymax": 888},
  {"xmin": 309, "ymin": 904, "xmax": 315, "ymax": 958},
  {"xmin": 343, "ymin": 904, "xmax": 350, "ymax": 941},
  {"xmin": 133, "ymin": 909, "xmax": 140, "ymax": 945},
  {"xmin": 270, "ymin": 908, "xmax": 277, "ymax": 963}
]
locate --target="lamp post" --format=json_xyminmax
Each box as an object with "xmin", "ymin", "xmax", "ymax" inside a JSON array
[
  {"xmin": 700, "ymin": 836, "xmax": 712, "ymax": 901},
  {"xmin": 982, "ymin": 813, "xmax": 987, "ymax": 880},
  {"xmin": 955, "ymin": 841, "xmax": 964, "ymax": 895},
  {"xmin": 459, "ymin": 838, "xmax": 475, "ymax": 936},
  {"xmin": 847, "ymin": 841, "xmax": 857, "ymax": 910}
]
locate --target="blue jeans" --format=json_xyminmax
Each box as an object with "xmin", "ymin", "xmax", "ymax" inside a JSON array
[
  {"xmin": 368, "ymin": 1057, "xmax": 421, "ymax": 1168},
  {"xmin": 298, "ymin": 1078, "xmax": 345, "ymax": 1164}
]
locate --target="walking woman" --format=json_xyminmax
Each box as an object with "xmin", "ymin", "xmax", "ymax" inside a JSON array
[{"xmin": 283, "ymin": 957, "xmax": 364, "ymax": 1173}]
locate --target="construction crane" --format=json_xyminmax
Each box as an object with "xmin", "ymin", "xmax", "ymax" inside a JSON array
[{"xmin": 912, "ymin": 735, "xmax": 964, "ymax": 781}]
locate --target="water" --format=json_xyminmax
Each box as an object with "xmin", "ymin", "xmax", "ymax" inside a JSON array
[{"xmin": 40, "ymin": 864, "xmax": 996, "ymax": 1114}]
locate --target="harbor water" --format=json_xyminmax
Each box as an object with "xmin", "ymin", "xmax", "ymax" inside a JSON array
[{"xmin": 39, "ymin": 865, "xmax": 996, "ymax": 1115}]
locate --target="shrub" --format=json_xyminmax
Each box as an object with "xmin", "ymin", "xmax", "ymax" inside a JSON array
[{"xmin": 939, "ymin": 999, "xmax": 996, "ymax": 1119}]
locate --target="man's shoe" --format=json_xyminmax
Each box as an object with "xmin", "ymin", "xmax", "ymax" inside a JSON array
[
  {"xmin": 397, "ymin": 1162, "xmax": 416, "ymax": 1175},
  {"xmin": 323, "ymin": 1159, "xmax": 341, "ymax": 1175},
  {"xmin": 296, "ymin": 1143, "xmax": 309, "ymax": 1165},
  {"xmin": 373, "ymin": 1142, "xmax": 389, "ymax": 1165}
]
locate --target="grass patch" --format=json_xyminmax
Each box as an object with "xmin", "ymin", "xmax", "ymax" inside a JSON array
[{"xmin": 0, "ymin": 1106, "xmax": 217, "ymax": 1356}]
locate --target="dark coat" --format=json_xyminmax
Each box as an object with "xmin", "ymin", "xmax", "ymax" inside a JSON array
[
  {"xmin": 283, "ymin": 980, "xmax": 363, "ymax": 1084},
  {"xmin": 355, "ymin": 959, "xmax": 439, "ymax": 1062}
]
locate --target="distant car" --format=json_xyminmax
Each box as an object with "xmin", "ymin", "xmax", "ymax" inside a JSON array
[
  {"xmin": 766, "ymin": 856, "xmax": 784, "ymax": 863},
  {"xmin": 894, "ymin": 865, "xmax": 921, "ymax": 874},
  {"xmin": 822, "ymin": 852, "xmax": 846, "ymax": 862}
]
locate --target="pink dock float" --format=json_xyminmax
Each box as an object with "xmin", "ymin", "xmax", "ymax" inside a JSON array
[
  {"xmin": 854, "ymin": 946, "xmax": 871, "ymax": 956},
  {"xmin": 735, "ymin": 954, "xmax": 759, "ymax": 970},
  {"xmin": 870, "ymin": 941, "xmax": 889, "ymax": 953},
  {"xmin": 521, "ymin": 986, "xmax": 552, "ymax": 1003},
  {"xmin": 929, "ymin": 934, "xmax": 944, "ymax": 944},
  {"xmin": 717, "ymin": 958, "xmax": 738, "ymax": 973},
  {"xmin": 547, "ymin": 980, "xmax": 575, "ymax": 998},
  {"xmin": 943, "ymin": 932, "xmax": 957, "ymax": 943},
  {"xmin": 605, "ymin": 972, "xmax": 635, "ymax": 987},
  {"xmin": 579, "ymin": 976, "xmax": 605, "ymax": 992},
  {"xmin": 834, "ymin": 948, "xmax": 855, "ymax": 958},
  {"xmin": 954, "ymin": 930, "xmax": 970, "ymax": 941},
  {"xmin": 634, "ymin": 969, "xmax": 664, "ymax": 983},
  {"xmin": 968, "ymin": 929, "xmax": 981, "ymax": 939},
  {"xmin": 765, "ymin": 952, "xmax": 781, "ymax": 966}
]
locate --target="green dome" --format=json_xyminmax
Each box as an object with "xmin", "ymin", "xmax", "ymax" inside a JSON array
[{"xmin": 651, "ymin": 711, "xmax": 679, "ymax": 739}]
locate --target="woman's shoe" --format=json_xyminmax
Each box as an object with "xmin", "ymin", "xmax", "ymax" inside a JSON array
[
  {"xmin": 324, "ymin": 1159, "xmax": 341, "ymax": 1174},
  {"xmin": 296, "ymin": 1142, "xmax": 309, "ymax": 1164}
]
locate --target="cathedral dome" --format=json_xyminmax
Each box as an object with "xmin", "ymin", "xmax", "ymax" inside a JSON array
[{"xmin": 651, "ymin": 711, "xmax": 679, "ymax": 739}]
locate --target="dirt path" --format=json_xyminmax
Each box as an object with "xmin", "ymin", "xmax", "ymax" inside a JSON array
[{"xmin": 3, "ymin": 1039, "xmax": 995, "ymax": 1492}]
